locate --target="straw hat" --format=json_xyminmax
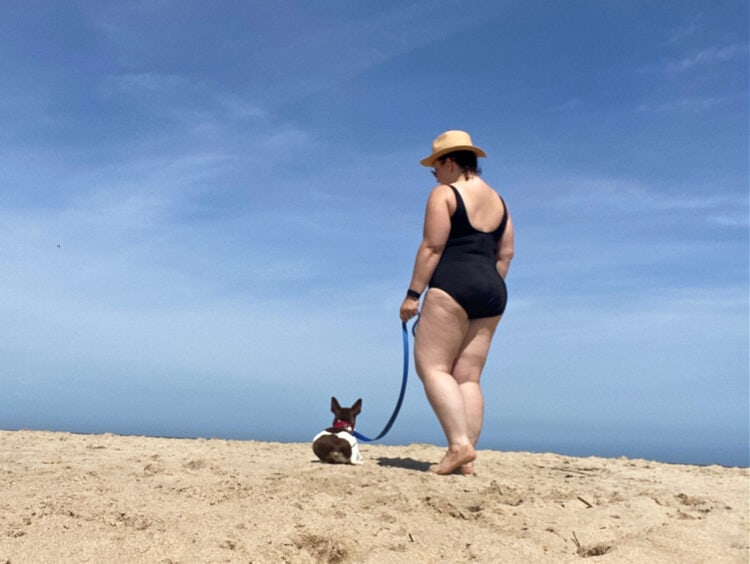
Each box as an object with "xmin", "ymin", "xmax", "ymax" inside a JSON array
[{"xmin": 420, "ymin": 130, "xmax": 487, "ymax": 167}]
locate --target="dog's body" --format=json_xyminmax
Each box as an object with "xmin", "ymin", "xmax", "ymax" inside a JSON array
[{"xmin": 312, "ymin": 397, "xmax": 364, "ymax": 465}]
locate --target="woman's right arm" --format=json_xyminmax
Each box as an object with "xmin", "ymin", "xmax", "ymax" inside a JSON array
[
  {"xmin": 496, "ymin": 213, "xmax": 514, "ymax": 279},
  {"xmin": 400, "ymin": 186, "xmax": 452, "ymax": 322},
  {"xmin": 406, "ymin": 186, "xmax": 453, "ymax": 293}
]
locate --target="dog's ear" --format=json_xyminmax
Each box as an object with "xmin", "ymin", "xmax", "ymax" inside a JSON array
[
  {"xmin": 352, "ymin": 398, "xmax": 362, "ymax": 416},
  {"xmin": 330, "ymin": 396, "xmax": 341, "ymax": 414}
]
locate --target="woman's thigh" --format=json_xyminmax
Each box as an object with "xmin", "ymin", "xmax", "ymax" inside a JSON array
[
  {"xmin": 452, "ymin": 315, "xmax": 501, "ymax": 385},
  {"xmin": 414, "ymin": 289, "xmax": 469, "ymax": 375}
]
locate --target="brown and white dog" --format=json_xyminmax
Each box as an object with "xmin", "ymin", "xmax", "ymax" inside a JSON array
[{"xmin": 312, "ymin": 397, "xmax": 364, "ymax": 465}]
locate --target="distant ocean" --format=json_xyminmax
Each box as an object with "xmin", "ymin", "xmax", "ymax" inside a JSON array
[
  {"xmin": 3, "ymin": 404, "xmax": 747, "ymax": 468},
  {"xmin": 3, "ymin": 422, "xmax": 747, "ymax": 468}
]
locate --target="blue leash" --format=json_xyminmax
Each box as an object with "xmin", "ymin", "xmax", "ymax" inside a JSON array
[{"xmin": 352, "ymin": 321, "xmax": 412, "ymax": 442}]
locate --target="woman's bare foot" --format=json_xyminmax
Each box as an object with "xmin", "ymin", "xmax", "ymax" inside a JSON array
[
  {"xmin": 430, "ymin": 444, "xmax": 476, "ymax": 475},
  {"xmin": 460, "ymin": 462, "xmax": 475, "ymax": 475}
]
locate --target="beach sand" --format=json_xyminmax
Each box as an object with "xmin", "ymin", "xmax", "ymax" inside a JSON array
[{"xmin": 0, "ymin": 430, "xmax": 747, "ymax": 563}]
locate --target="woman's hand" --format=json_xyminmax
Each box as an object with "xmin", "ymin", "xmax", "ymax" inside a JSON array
[{"xmin": 400, "ymin": 297, "xmax": 420, "ymax": 323}]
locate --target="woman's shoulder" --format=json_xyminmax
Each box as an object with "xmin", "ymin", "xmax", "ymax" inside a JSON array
[
  {"xmin": 426, "ymin": 184, "xmax": 459, "ymax": 214},
  {"xmin": 455, "ymin": 179, "xmax": 498, "ymax": 200},
  {"xmin": 428, "ymin": 183, "xmax": 458, "ymax": 200},
  {"xmin": 475, "ymin": 179, "xmax": 504, "ymax": 203}
]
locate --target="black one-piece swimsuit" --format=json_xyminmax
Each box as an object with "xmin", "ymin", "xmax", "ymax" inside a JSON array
[{"xmin": 429, "ymin": 185, "xmax": 508, "ymax": 319}]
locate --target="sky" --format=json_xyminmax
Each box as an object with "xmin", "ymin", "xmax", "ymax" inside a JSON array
[{"xmin": 1, "ymin": 1, "xmax": 747, "ymax": 467}]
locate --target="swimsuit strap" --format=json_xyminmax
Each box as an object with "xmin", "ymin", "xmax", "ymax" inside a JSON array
[
  {"xmin": 448, "ymin": 184, "xmax": 508, "ymax": 240},
  {"xmin": 448, "ymin": 184, "xmax": 468, "ymax": 221},
  {"xmin": 447, "ymin": 185, "xmax": 472, "ymax": 238}
]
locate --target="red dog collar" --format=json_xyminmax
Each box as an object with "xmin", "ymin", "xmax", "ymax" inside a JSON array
[{"xmin": 333, "ymin": 420, "xmax": 353, "ymax": 431}]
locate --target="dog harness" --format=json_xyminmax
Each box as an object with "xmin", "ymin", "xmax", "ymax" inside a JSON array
[{"xmin": 312, "ymin": 429, "xmax": 363, "ymax": 464}]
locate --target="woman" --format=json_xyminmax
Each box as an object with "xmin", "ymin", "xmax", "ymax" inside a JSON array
[{"xmin": 400, "ymin": 130, "xmax": 514, "ymax": 475}]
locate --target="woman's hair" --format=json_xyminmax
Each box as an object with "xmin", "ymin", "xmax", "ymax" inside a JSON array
[{"xmin": 439, "ymin": 150, "xmax": 482, "ymax": 179}]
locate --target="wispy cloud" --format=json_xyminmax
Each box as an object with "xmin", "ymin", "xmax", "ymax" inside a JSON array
[
  {"xmin": 630, "ymin": 33, "xmax": 747, "ymax": 116},
  {"xmin": 545, "ymin": 97, "xmax": 584, "ymax": 113},
  {"xmin": 518, "ymin": 173, "xmax": 745, "ymax": 218},
  {"xmin": 636, "ymin": 95, "xmax": 730, "ymax": 113},
  {"xmin": 665, "ymin": 13, "xmax": 704, "ymax": 45},
  {"xmin": 85, "ymin": 1, "xmax": 496, "ymax": 104},
  {"xmin": 708, "ymin": 211, "xmax": 750, "ymax": 228},
  {"xmin": 665, "ymin": 43, "xmax": 748, "ymax": 74}
]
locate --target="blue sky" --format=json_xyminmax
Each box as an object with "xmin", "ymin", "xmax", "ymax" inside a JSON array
[{"xmin": 1, "ymin": 1, "xmax": 747, "ymax": 466}]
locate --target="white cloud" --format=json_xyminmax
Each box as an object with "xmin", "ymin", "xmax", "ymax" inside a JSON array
[
  {"xmin": 666, "ymin": 16, "xmax": 701, "ymax": 45},
  {"xmin": 550, "ymin": 98, "xmax": 583, "ymax": 112},
  {"xmin": 85, "ymin": 1, "xmax": 496, "ymax": 105},
  {"xmin": 666, "ymin": 44, "xmax": 748, "ymax": 73},
  {"xmin": 217, "ymin": 96, "xmax": 269, "ymax": 121},
  {"xmin": 708, "ymin": 212, "xmax": 750, "ymax": 228},
  {"xmin": 101, "ymin": 72, "xmax": 188, "ymax": 98},
  {"xmin": 516, "ymin": 172, "xmax": 745, "ymax": 218},
  {"xmin": 637, "ymin": 96, "xmax": 729, "ymax": 113}
]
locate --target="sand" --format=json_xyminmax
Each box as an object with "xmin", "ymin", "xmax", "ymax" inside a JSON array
[{"xmin": 0, "ymin": 430, "xmax": 747, "ymax": 563}]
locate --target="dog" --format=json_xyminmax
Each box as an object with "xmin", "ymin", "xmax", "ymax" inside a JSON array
[{"xmin": 312, "ymin": 397, "xmax": 364, "ymax": 465}]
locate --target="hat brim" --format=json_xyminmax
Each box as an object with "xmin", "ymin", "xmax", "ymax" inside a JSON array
[{"xmin": 419, "ymin": 145, "xmax": 487, "ymax": 167}]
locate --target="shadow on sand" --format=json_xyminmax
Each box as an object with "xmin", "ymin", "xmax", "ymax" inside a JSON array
[{"xmin": 376, "ymin": 457, "xmax": 432, "ymax": 472}]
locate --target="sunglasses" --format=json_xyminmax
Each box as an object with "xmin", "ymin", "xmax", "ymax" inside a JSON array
[{"xmin": 430, "ymin": 158, "xmax": 447, "ymax": 178}]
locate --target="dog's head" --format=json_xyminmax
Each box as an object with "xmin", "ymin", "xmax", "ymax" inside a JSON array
[{"xmin": 330, "ymin": 396, "xmax": 362, "ymax": 429}]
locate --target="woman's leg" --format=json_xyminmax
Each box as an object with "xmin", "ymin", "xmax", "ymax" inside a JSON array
[
  {"xmin": 414, "ymin": 289, "xmax": 475, "ymax": 474},
  {"xmin": 452, "ymin": 315, "xmax": 501, "ymax": 474}
]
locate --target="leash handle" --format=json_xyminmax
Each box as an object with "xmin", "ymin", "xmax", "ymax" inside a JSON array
[{"xmin": 352, "ymin": 321, "xmax": 410, "ymax": 442}]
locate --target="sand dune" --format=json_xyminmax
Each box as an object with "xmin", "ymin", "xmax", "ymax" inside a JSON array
[{"xmin": 0, "ymin": 430, "xmax": 747, "ymax": 563}]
